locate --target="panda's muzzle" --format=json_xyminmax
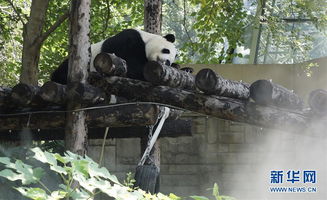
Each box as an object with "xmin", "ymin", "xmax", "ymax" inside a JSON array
[
  {"xmin": 165, "ymin": 60, "xmax": 171, "ymax": 66},
  {"xmin": 156, "ymin": 56, "xmax": 171, "ymax": 66}
]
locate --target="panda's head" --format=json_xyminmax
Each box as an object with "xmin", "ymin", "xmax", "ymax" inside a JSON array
[
  {"xmin": 145, "ymin": 34, "xmax": 177, "ymax": 66},
  {"xmin": 137, "ymin": 29, "xmax": 177, "ymax": 66}
]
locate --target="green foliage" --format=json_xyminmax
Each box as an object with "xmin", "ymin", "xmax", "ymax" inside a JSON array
[
  {"xmin": 123, "ymin": 172, "xmax": 136, "ymax": 188},
  {"xmin": 189, "ymin": 0, "xmax": 247, "ymax": 63},
  {"xmin": 164, "ymin": 0, "xmax": 248, "ymax": 64},
  {"xmin": 0, "ymin": 148, "xmax": 236, "ymax": 200},
  {"xmin": 189, "ymin": 183, "xmax": 236, "ymax": 200},
  {"xmin": 0, "ymin": 0, "xmax": 144, "ymax": 86},
  {"xmin": 0, "ymin": 0, "xmax": 29, "ymax": 86},
  {"xmin": 257, "ymin": 0, "xmax": 327, "ymax": 63},
  {"xmin": 1, "ymin": 0, "xmax": 327, "ymax": 86},
  {"xmin": 0, "ymin": 147, "xmax": 160, "ymax": 199}
]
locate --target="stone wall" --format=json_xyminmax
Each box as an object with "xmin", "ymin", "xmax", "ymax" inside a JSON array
[{"xmin": 88, "ymin": 58, "xmax": 327, "ymax": 199}]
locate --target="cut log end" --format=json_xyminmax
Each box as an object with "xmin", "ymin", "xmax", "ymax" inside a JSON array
[
  {"xmin": 195, "ymin": 68, "xmax": 218, "ymax": 94},
  {"xmin": 309, "ymin": 89, "xmax": 327, "ymax": 115},
  {"xmin": 94, "ymin": 52, "xmax": 114, "ymax": 75},
  {"xmin": 143, "ymin": 61, "xmax": 164, "ymax": 84},
  {"xmin": 250, "ymin": 80, "xmax": 273, "ymax": 104},
  {"xmin": 39, "ymin": 81, "xmax": 66, "ymax": 104},
  {"xmin": 11, "ymin": 83, "xmax": 40, "ymax": 105}
]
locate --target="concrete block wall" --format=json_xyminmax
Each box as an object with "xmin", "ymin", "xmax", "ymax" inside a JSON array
[{"xmin": 88, "ymin": 116, "xmax": 267, "ymax": 199}]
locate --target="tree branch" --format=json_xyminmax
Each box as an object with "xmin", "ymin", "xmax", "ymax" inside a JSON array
[
  {"xmin": 100, "ymin": 0, "xmax": 111, "ymax": 38},
  {"xmin": 37, "ymin": 10, "xmax": 69, "ymax": 45},
  {"xmin": 5, "ymin": 0, "xmax": 25, "ymax": 25},
  {"xmin": 182, "ymin": 0, "xmax": 193, "ymax": 45}
]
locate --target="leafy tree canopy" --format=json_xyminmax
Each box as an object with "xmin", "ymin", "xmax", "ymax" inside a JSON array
[{"xmin": 0, "ymin": 0, "xmax": 326, "ymax": 86}]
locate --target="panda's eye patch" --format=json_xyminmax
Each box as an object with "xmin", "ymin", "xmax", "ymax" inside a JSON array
[{"xmin": 162, "ymin": 48, "xmax": 170, "ymax": 54}]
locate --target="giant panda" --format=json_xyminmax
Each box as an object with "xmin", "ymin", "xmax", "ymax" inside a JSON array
[{"xmin": 50, "ymin": 29, "xmax": 177, "ymax": 84}]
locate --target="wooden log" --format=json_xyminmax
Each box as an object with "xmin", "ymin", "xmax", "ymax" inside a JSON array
[
  {"xmin": 0, "ymin": 104, "xmax": 159, "ymax": 130},
  {"xmin": 38, "ymin": 81, "xmax": 106, "ymax": 105},
  {"xmin": 180, "ymin": 67, "xmax": 194, "ymax": 74},
  {"xmin": 89, "ymin": 75, "xmax": 308, "ymax": 132},
  {"xmin": 308, "ymin": 89, "xmax": 327, "ymax": 116},
  {"xmin": 250, "ymin": 80, "xmax": 304, "ymax": 110},
  {"xmin": 67, "ymin": 82, "xmax": 106, "ymax": 105},
  {"xmin": 195, "ymin": 68, "xmax": 250, "ymax": 100},
  {"xmin": 93, "ymin": 52, "xmax": 127, "ymax": 76},
  {"xmin": 0, "ymin": 87, "xmax": 11, "ymax": 107},
  {"xmin": 39, "ymin": 81, "xmax": 67, "ymax": 105},
  {"xmin": 0, "ymin": 119, "xmax": 192, "ymax": 140},
  {"xmin": 171, "ymin": 63, "xmax": 180, "ymax": 69},
  {"xmin": 10, "ymin": 83, "xmax": 40, "ymax": 106},
  {"xmin": 143, "ymin": 61, "xmax": 195, "ymax": 90}
]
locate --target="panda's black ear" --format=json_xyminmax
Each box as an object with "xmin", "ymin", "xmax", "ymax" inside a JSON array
[{"xmin": 164, "ymin": 34, "xmax": 175, "ymax": 43}]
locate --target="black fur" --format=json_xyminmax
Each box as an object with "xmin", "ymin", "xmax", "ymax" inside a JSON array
[
  {"xmin": 101, "ymin": 29, "xmax": 147, "ymax": 80},
  {"xmin": 50, "ymin": 59, "xmax": 68, "ymax": 84},
  {"xmin": 164, "ymin": 34, "xmax": 175, "ymax": 43},
  {"xmin": 51, "ymin": 29, "xmax": 148, "ymax": 84}
]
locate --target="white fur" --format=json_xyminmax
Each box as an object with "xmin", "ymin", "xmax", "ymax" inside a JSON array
[
  {"xmin": 135, "ymin": 29, "xmax": 177, "ymax": 66},
  {"xmin": 90, "ymin": 40, "xmax": 104, "ymax": 72}
]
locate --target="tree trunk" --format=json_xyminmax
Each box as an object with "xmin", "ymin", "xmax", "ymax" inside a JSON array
[
  {"xmin": 65, "ymin": 0, "xmax": 91, "ymax": 156},
  {"xmin": 20, "ymin": 0, "xmax": 49, "ymax": 85},
  {"xmin": 139, "ymin": 0, "xmax": 163, "ymax": 193},
  {"xmin": 144, "ymin": 0, "xmax": 162, "ymax": 34}
]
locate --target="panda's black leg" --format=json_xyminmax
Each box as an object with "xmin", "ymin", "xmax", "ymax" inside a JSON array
[{"xmin": 50, "ymin": 59, "xmax": 69, "ymax": 84}]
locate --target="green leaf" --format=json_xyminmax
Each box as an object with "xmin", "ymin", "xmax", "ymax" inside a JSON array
[
  {"xmin": 50, "ymin": 164, "xmax": 67, "ymax": 175},
  {"xmin": 26, "ymin": 188, "xmax": 48, "ymax": 200},
  {"xmin": 220, "ymin": 195, "xmax": 236, "ymax": 200},
  {"xmin": 87, "ymin": 160, "xmax": 119, "ymax": 184},
  {"xmin": 31, "ymin": 147, "xmax": 57, "ymax": 165},
  {"xmin": 15, "ymin": 160, "xmax": 38, "ymax": 185},
  {"xmin": 54, "ymin": 153, "xmax": 68, "ymax": 164},
  {"xmin": 15, "ymin": 187, "xmax": 48, "ymax": 200},
  {"xmin": 50, "ymin": 190, "xmax": 67, "ymax": 199},
  {"xmin": 169, "ymin": 193, "xmax": 182, "ymax": 200},
  {"xmin": 32, "ymin": 167, "xmax": 45, "ymax": 181},
  {"xmin": 0, "ymin": 157, "xmax": 15, "ymax": 169},
  {"xmin": 32, "ymin": 148, "xmax": 67, "ymax": 175},
  {"xmin": 72, "ymin": 160, "xmax": 89, "ymax": 177},
  {"xmin": 0, "ymin": 157, "xmax": 11, "ymax": 165},
  {"xmin": 213, "ymin": 183, "xmax": 219, "ymax": 199},
  {"xmin": 0, "ymin": 169, "xmax": 22, "ymax": 182},
  {"xmin": 70, "ymin": 188, "xmax": 91, "ymax": 200},
  {"xmin": 190, "ymin": 195, "xmax": 210, "ymax": 200}
]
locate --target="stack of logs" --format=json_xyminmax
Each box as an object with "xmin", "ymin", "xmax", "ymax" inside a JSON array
[
  {"xmin": 1, "ymin": 52, "xmax": 327, "ymax": 137},
  {"xmin": 90, "ymin": 53, "xmax": 327, "ymax": 132}
]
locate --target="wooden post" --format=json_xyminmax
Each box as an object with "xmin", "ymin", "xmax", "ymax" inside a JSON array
[
  {"xmin": 135, "ymin": 0, "xmax": 163, "ymax": 194},
  {"xmin": 65, "ymin": 0, "xmax": 91, "ymax": 156}
]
